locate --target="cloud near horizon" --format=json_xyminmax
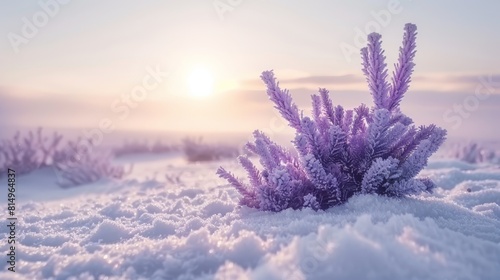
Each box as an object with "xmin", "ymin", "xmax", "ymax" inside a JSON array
[
  {"xmin": 2, "ymin": 72, "xmax": 499, "ymax": 141},
  {"xmin": 240, "ymin": 72, "xmax": 500, "ymax": 93}
]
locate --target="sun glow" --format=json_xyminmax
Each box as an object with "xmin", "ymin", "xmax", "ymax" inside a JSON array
[{"xmin": 187, "ymin": 67, "xmax": 214, "ymax": 98}]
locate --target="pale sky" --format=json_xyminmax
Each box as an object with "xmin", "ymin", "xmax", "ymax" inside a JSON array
[{"xmin": 1, "ymin": 1, "xmax": 499, "ymax": 139}]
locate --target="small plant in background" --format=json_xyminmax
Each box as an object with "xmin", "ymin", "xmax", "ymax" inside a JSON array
[
  {"xmin": 450, "ymin": 142, "xmax": 497, "ymax": 164},
  {"xmin": 182, "ymin": 137, "xmax": 239, "ymax": 163},
  {"xmin": 217, "ymin": 23, "xmax": 447, "ymax": 211},
  {"xmin": 0, "ymin": 128, "xmax": 63, "ymax": 177},
  {"xmin": 53, "ymin": 138, "xmax": 132, "ymax": 188},
  {"xmin": 165, "ymin": 171, "xmax": 184, "ymax": 185},
  {"xmin": 0, "ymin": 128, "xmax": 132, "ymax": 188}
]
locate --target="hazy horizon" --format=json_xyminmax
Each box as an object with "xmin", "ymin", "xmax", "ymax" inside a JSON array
[{"xmin": 1, "ymin": 1, "xmax": 499, "ymax": 141}]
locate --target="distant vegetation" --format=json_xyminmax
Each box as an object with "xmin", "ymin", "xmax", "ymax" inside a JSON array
[{"xmin": 0, "ymin": 128, "xmax": 241, "ymax": 188}]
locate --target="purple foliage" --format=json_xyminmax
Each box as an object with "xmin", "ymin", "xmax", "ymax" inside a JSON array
[
  {"xmin": 450, "ymin": 142, "xmax": 497, "ymax": 164},
  {"xmin": 387, "ymin": 23, "xmax": 417, "ymax": 111},
  {"xmin": 0, "ymin": 128, "xmax": 131, "ymax": 188},
  {"xmin": 361, "ymin": 33, "xmax": 389, "ymax": 109},
  {"xmin": 0, "ymin": 128, "xmax": 63, "ymax": 176},
  {"xmin": 217, "ymin": 23, "xmax": 447, "ymax": 211},
  {"xmin": 54, "ymin": 138, "xmax": 132, "ymax": 188}
]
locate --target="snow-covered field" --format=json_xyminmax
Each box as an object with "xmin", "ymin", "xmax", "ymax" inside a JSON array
[{"xmin": 2, "ymin": 152, "xmax": 500, "ymax": 280}]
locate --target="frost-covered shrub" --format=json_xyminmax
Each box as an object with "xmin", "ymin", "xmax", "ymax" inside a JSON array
[
  {"xmin": 182, "ymin": 137, "xmax": 239, "ymax": 162},
  {"xmin": 0, "ymin": 128, "xmax": 131, "ymax": 187},
  {"xmin": 217, "ymin": 23, "xmax": 447, "ymax": 211},
  {"xmin": 450, "ymin": 142, "xmax": 497, "ymax": 164},
  {"xmin": 54, "ymin": 138, "xmax": 132, "ymax": 188},
  {"xmin": 0, "ymin": 128, "xmax": 63, "ymax": 177}
]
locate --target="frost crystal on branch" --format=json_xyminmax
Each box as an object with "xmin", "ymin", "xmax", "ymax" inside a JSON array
[
  {"xmin": 361, "ymin": 33, "xmax": 389, "ymax": 109},
  {"xmin": 387, "ymin": 23, "xmax": 418, "ymax": 111},
  {"xmin": 217, "ymin": 23, "xmax": 447, "ymax": 211}
]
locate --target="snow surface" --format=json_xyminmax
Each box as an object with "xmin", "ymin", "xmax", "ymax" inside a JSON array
[{"xmin": 1, "ymin": 152, "xmax": 500, "ymax": 279}]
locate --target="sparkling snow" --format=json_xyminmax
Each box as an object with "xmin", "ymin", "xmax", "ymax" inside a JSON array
[{"xmin": 1, "ymin": 152, "xmax": 499, "ymax": 280}]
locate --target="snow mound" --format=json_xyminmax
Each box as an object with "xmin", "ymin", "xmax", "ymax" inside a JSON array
[{"xmin": 1, "ymin": 156, "xmax": 499, "ymax": 279}]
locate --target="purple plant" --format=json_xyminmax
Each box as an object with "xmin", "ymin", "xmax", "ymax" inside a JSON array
[
  {"xmin": 0, "ymin": 128, "xmax": 63, "ymax": 177},
  {"xmin": 53, "ymin": 138, "xmax": 132, "ymax": 188},
  {"xmin": 0, "ymin": 128, "xmax": 131, "ymax": 187},
  {"xmin": 217, "ymin": 23, "xmax": 447, "ymax": 211},
  {"xmin": 450, "ymin": 142, "xmax": 497, "ymax": 164}
]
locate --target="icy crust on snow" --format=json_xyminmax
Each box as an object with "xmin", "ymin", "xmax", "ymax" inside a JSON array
[{"xmin": 1, "ymin": 156, "xmax": 499, "ymax": 279}]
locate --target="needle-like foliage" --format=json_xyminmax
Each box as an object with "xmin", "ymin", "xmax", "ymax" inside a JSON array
[{"xmin": 217, "ymin": 23, "xmax": 447, "ymax": 211}]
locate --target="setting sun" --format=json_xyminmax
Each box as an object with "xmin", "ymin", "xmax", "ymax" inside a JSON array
[{"xmin": 187, "ymin": 67, "xmax": 214, "ymax": 98}]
